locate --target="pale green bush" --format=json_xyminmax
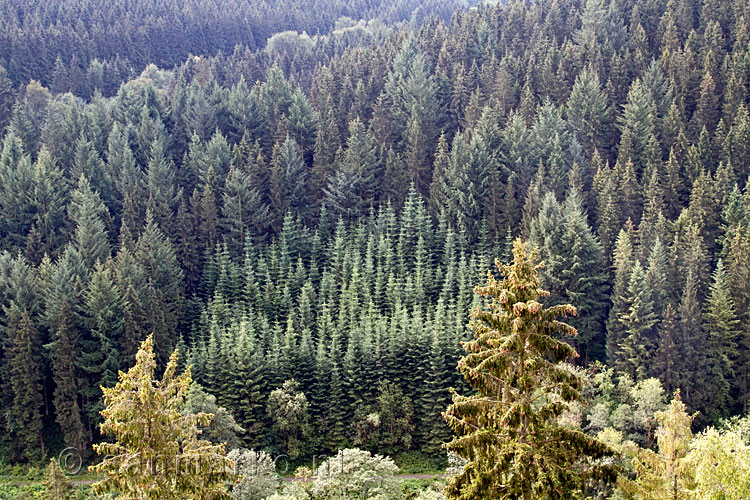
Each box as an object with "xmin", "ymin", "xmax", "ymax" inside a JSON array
[
  {"xmin": 228, "ymin": 449, "xmax": 280, "ymax": 500},
  {"xmin": 310, "ymin": 448, "xmax": 401, "ymax": 499}
]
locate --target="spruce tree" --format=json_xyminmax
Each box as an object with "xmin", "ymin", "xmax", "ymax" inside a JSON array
[
  {"xmin": 531, "ymin": 188, "xmax": 609, "ymax": 361},
  {"xmin": 80, "ymin": 260, "xmax": 124, "ymax": 427},
  {"xmin": 655, "ymin": 303, "xmax": 680, "ymax": 395},
  {"xmin": 606, "ymin": 229, "xmax": 635, "ymax": 364},
  {"xmin": 6, "ymin": 306, "xmax": 45, "ymax": 461},
  {"xmin": 134, "ymin": 213, "xmax": 184, "ymax": 363},
  {"xmin": 619, "ymin": 79, "xmax": 656, "ymax": 175},
  {"xmin": 678, "ymin": 270, "xmax": 704, "ymax": 411},
  {"xmin": 68, "ymin": 176, "xmax": 111, "ymax": 269},
  {"xmin": 618, "ymin": 392, "xmax": 694, "ymax": 499},
  {"xmin": 91, "ymin": 335, "xmax": 232, "ymax": 499},
  {"xmin": 617, "ymin": 262, "xmax": 658, "ymax": 381},
  {"xmin": 444, "ymin": 240, "xmax": 616, "ymax": 500},
  {"xmin": 566, "ymin": 67, "xmax": 610, "ymax": 155},
  {"xmin": 702, "ymin": 260, "xmax": 741, "ymax": 419},
  {"xmin": 42, "ymin": 458, "xmax": 75, "ymax": 500}
]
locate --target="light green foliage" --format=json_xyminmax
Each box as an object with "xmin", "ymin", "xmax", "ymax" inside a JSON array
[
  {"xmin": 266, "ymin": 379, "xmax": 311, "ymax": 460},
  {"xmin": 183, "ymin": 383, "xmax": 244, "ymax": 449},
  {"xmin": 90, "ymin": 334, "xmax": 232, "ymax": 500},
  {"xmin": 588, "ymin": 370, "xmax": 667, "ymax": 446},
  {"xmin": 685, "ymin": 426, "xmax": 750, "ymax": 500},
  {"xmin": 414, "ymin": 487, "xmax": 448, "ymax": 500},
  {"xmin": 618, "ymin": 393, "xmax": 694, "ymax": 500},
  {"xmin": 226, "ymin": 448, "xmax": 279, "ymax": 500},
  {"xmin": 375, "ymin": 380, "xmax": 415, "ymax": 452},
  {"xmin": 310, "ymin": 448, "xmax": 401, "ymax": 500},
  {"xmin": 41, "ymin": 458, "xmax": 74, "ymax": 500}
]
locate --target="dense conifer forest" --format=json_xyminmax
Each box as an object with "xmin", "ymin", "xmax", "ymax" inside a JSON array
[{"xmin": 2, "ymin": 0, "xmax": 750, "ymax": 497}]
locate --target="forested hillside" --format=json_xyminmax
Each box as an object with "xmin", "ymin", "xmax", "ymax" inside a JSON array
[
  {"xmin": 1, "ymin": 0, "xmax": 750, "ymax": 479},
  {"xmin": 0, "ymin": 0, "xmax": 468, "ymax": 89}
]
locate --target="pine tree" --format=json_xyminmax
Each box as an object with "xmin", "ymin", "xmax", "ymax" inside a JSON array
[{"xmin": 444, "ymin": 240, "xmax": 616, "ymax": 500}]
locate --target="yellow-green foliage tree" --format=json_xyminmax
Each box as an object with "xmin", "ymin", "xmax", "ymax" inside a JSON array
[
  {"xmin": 443, "ymin": 239, "xmax": 617, "ymax": 500},
  {"xmin": 90, "ymin": 334, "xmax": 232, "ymax": 500},
  {"xmin": 42, "ymin": 458, "xmax": 75, "ymax": 500},
  {"xmin": 618, "ymin": 392, "xmax": 695, "ymax": 500},
  {"xmin": 685, "ymin": 424, "xmax": 750, "ymax": 500}
]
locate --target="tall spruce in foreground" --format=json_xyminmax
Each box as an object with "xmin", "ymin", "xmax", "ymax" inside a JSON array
[
  {"xmin": 443, "ymin": 240, "xmax": 616, "ymax": 500},
  {"xmin": 90, "ymin": 334, "xmax": 232, "ymax": 500}
]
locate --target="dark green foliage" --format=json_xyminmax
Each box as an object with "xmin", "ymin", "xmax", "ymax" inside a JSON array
[
  {"xmin": 5, "ymin": 306, "xmax": 45, "ymax": 461},
  {"xmin": 1, "ymin": 0, "xmax": 750, "ymax": 467},
  {"xmin": 530, "ymin": 188, "xmax": 609, "ymax": 361},
  {"xmin": 616, "ymin": 262, "xmax": 658, "ymax": 381},
  {"xmin": 702, "ymin": 260, "xmax": 741, "ymax": 420}
]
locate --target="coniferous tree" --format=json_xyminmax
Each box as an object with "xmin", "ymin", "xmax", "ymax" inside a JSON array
[
  {"xmin": 69, "ymin": 176, "xmax": 110, "ymax": 269},
  {"xmin": 655, "ymin": 303, "xmax": 680, "ymax": 395},
  {"xmin": 270, "ymin": 136, "xmax": 309, "ymax": 226},
  {"xmin": 80, "ymin": 260, "xmax": 124, "ymax": 428},
  {"xmin": 531, "ymin": 188, "xmax": 609, "ymax": 361},
  {"xmin": 702, "ymin": 260, "xmax": 741, "ymax": 419},
  {"xmin": 567, "ymin": 67, "xmax": 610, "ymax": 155},
  {"xmin": 90, "ymin": 335, "xmax": 232, "ymax": 499},
  {"xmin": 619, "ymin": 79, "xmax": 656, "ymax": 175},
  {"xmin": 134, "ymin": 213, "xmax": 184, "ymax": 362},
  {"xmin": 607, "ymin": 229, "xmax": 635, "ymax": 364},
  {"xmin": 5, "ymin": 306, "xmax": 45, "ymax": 461},
  {"xmin": 617, "ymin": 262, "xmax": 658, "ymax": 381},
  {"xmin": 444, "ymin": 240, "xmax": 616, "ymax": 500},
  {"xmin": 618, "ymin": 393, "xmax": 694, "ymax": 500},
  {"xmin": 42, "ymin": 459, "xmax": 75, "ymax": 500}
]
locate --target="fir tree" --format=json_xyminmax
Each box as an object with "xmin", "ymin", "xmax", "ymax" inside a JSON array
[
  {"xmin": 618, "ymin": 392, "xmax": 694, "ymax": 500},
  {"xmin": 42, "ymin": 459, "xmax": 75, "ymax": 500}
]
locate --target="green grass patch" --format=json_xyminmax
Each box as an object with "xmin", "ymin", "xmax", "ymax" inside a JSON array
[{"xmin": 393, "ymin": 450, "xmax": 446, "ymax": 474}]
